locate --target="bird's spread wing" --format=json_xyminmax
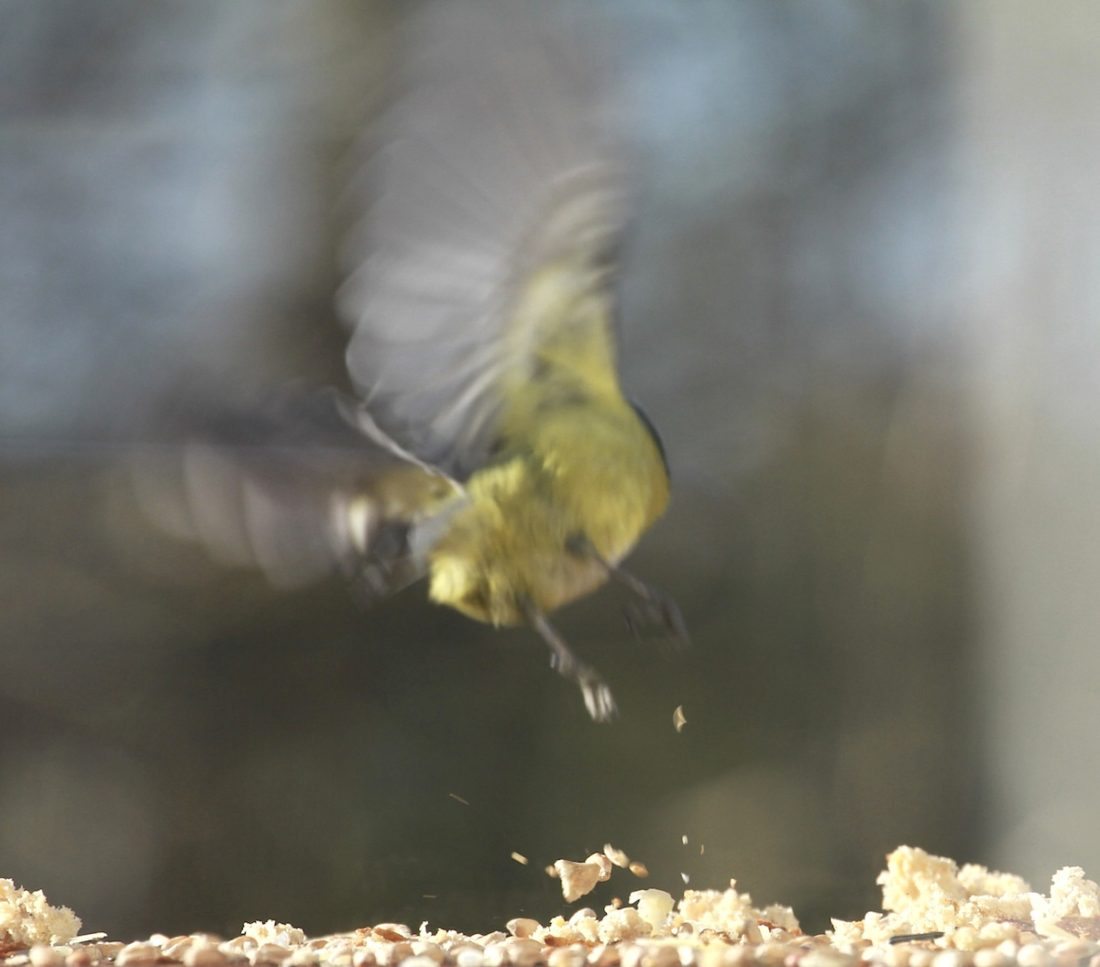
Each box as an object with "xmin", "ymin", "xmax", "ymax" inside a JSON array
[
  {"xmin": 132, "ymin": 391, "xmax": 462, "ymax": 596},
  {"xmin": 339, "ymin": 0, "xmax": 630, "ymax": 480}
]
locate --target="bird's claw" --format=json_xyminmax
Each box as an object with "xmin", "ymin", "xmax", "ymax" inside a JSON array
[
  {"xmin": 659, "ymin": 595, "xmax": 691, "ymax": 649},
  {"xmin": 551, "ymin": 652, "xmax": 616, "ymax": 722},
  {"xmin": 580, "ymin": 674, "xmax": 618, "ymax": 722},
  {"xmin": 623, "ymin": 589, "xmax": 690, "ymax": 653}
]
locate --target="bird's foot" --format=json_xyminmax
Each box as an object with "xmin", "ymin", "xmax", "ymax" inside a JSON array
[
  {"xmin": 623, "ymin": 586, "xmax": 690, "ymax": 653},
  {"xmin": 529, "ymin": 605, "xmax": 618, "ymax": 723}
]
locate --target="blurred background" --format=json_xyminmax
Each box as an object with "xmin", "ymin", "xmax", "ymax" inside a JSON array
[{"xmin": 3, "ymin": 0, "xmax": 1100, "ymax": 943}]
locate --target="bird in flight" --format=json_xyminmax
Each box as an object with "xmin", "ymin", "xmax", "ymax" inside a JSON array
[{"xmin": 136, "ymin": 2, "xmax": 686, "ymax": 720}]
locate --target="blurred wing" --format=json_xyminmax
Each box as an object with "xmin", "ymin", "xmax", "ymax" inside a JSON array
[
  {"xmin": 132, "ymin": 391, "xmax": 462, "ymax": 596},
  {"xmin": 339, "ymin": 0, "xmax": 629, "ymax": 479}
]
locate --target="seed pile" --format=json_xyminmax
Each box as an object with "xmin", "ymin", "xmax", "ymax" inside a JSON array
[{"xmin": 3, "ymin": 848, "xmax": 1100, "ymax": 967}]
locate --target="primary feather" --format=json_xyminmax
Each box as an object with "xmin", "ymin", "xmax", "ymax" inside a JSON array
[{"xmin": 338, "ymin": 0, "xmax": 629, "ymax": 480}]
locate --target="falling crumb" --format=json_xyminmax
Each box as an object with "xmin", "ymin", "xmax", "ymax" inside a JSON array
[
  {"xmin": 700, "ymin": 844, "xmax": 705, "ymax": 856},
  {"xmin": 510, "ymin": 852, "xmax": 528, "ymax": 866},
  {"xmin": 603, "ymin": 844, "xmax": 631, "ymax": 869},
  {"xmin": 447, "ymin": 792, "xmax": 470, "ymax": 806},
  {"xmin": 628, "ymin": 862, "xmax": 649, "ymax": 878},
  {"xmin": 554, "ymin": 859, "xmax": 603, "ymax": 903},
  {"xmin": 673, "ymin": 705, "xmax": 687, "ymax": 732},
  {"xmin": 681, "ymin": 873, "xmax": 691, "ymax": 885},
  {"xmin": 681, "ymin": 835, "xmax": 689, "ymax": 846},
  {"xmin": 545, "ymin": 864, "xmax": 559, "ymax": 878},
  {"xmin": 585, "ymin": 853, "xmax": 613, "ymax": 882}
]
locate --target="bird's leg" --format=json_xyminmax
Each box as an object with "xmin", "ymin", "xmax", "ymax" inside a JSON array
[
  {"xmin": 566, "ymin": 534, "xmax": 690, "ymax": 649},
  {"xmin": 523, "ymin": 601, "xmax": 618, "ymax": 722}
]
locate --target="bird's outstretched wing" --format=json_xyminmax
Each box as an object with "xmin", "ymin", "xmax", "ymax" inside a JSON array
[
  {"xmin": 339, "ymin": 0, "xmax": 630, "ymax": 481},
  {"xmin": 132, "ymin": 391, "xmax": 461, "ymax": 596}
]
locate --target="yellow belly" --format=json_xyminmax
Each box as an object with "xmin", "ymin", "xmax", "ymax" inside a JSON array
[{"xmin": 426, "ymin": 400, "xmax": 669, "ymax": 626}]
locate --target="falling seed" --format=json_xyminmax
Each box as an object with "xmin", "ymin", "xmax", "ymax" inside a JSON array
[
  {"xmin": 628, "ymin": 862, "xmax": 649, "ymax": 878},
  {"xmin": 699, "ymin": 844, "xmax": 705, "ymax": 856},
  {"xmin": 681, "ymin": 872, "xmax": 690, "ymax": 885},
  {"xmin": 511, "ymin": 852, "xmax": 529, "ymax": 865},
  {"xmin": 673, "ymin": 705, "xmax": 687, "ymax": 732},
  {"xmin": 448, "ymin": 792, "xmax": 470, "ymax": 806},
  {"xmin": 681, "ymin": 835, "xmax": 689, "ymax": 846},
  {"xmin": 546, "ymin": 864, "xmax": 559, "ymax": 878}
]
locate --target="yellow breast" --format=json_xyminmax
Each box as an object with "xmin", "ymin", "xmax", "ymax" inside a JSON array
[{"xmin": 426, "ymin": 398, "xmax": 668, "ymax": 626}]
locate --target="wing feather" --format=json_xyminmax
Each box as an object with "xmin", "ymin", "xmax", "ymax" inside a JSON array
[
  {"xmin": 339, "ymin": 0, "xmax": 630, "ymax": 479},
  {"xmin": 132, "ymin": 391, "xmax": 461, "ymax": 595}
]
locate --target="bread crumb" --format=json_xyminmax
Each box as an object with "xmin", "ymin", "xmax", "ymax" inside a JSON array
[
  {"xmin": 554, "ymin": 860, "xmax": 604, "ymax": 903},
  {"xmin": 596, "ymin": 908, "xmax": 651, "ymax": 943},
  {"xmin": 827, "ymin": 846, "xmax": 1100, "ymax": 949},
  {"xmin": 585, "ymin": 855, "xmax": 613, "ymax": 883},
  {"xmin": 628, "ymin": 890, "xmax": 674, "ymax": 929},
  {"xmin": 0, "ymin": 878, "xmax": 81, "ymax": 947},
  {"xmin": 1031, "ymin": 867, "xmax": 1100, "ymax": 940},
  {"xmin": 9, "ymin": 844, "xmax": 1100, "ymax": 967},
  {"xmin": 603, "ymin": 845, "xmax": 630, "ymax": 869},
  {"xmin": 673, "ymin": 706, "xmax": 687, "ymax": 732},
  {"xmin": 241, "ymin": 923, "xmax": 307, "ymax": 947},
  {"xmin": 678, "ymin": 883, "xmax": 798, "ymax": 943}
]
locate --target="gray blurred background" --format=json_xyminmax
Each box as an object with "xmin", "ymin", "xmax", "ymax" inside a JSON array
[{"xmin": 3, "ymin": 0, "xmax": 1099, "ymax": 943}]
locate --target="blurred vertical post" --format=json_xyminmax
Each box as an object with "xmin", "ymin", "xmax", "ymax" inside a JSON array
[{"xmin": 958, "ymin": 1, "xmax": 1100, "ymax": 876}]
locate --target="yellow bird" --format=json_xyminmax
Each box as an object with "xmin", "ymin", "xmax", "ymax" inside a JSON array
[{"xmin": 137, "ymin": 2, "xmax": 685, "ymax": 720}]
